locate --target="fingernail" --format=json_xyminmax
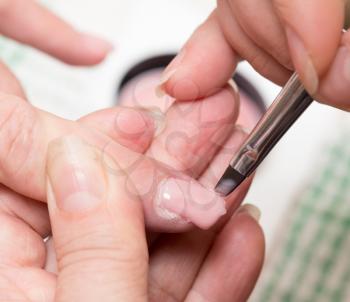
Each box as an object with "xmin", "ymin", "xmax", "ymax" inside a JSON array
[
  {"xmin": 285, "ymin": 26, "xmax": 319, "ymax": 95},
  {"xmin": 156, "ymin": 49, "xmax": 187, "ymax": 96},
  {"xmin": 80, "ymin": 33, "xmax": 114, "ymax": 53},
  {"xmin": 155, "ymin": 69, "xmax": 178, "ymax": 97},
  {"xmin": 238, "ymin": 204, "xmax": 261, "ymax": 222},
  {"xmin": 46, "ymin": 136, "xmax": 106, "ymax": 214},
  {"xmin": 155, "ymin": 178, "xmax": 227, "ymax": 229}
]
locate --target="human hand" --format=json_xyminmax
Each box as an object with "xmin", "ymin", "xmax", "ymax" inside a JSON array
[
  {"xmin": 0, "ymin": 133, "xmax": 264, "ymax": 302},
  {"xmin": 159, "ymin": 0, "xmax": 350, "ymax": 110},
  {"xmin": 0, "ymin": 52, "xmax": 265, "ymax": 301}
]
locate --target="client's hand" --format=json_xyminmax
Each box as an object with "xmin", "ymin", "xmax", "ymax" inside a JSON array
[
  {"xmin": 0, "ymin": 52, "xmax": 264, "ymax": 301},
  {"xmin": 0, "ymin": 134, "xmax": 264, "ymax": 302}
]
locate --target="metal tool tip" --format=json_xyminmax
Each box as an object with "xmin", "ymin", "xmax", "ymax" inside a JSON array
[{"xmin": 215, "ymin": 166, "xmax": 246, "ymax": 197}]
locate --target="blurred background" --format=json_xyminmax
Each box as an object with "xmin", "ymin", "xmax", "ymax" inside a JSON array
[{"xmin": 3, "ymin": 1, "xmax": 350, "ymax": 301}]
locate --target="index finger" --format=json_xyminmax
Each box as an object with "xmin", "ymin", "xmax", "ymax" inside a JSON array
[{"xmin": 0, "ymin": 0, "xmax": 113, "ymax": 65}]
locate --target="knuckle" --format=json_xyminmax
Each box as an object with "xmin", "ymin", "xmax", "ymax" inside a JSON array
[
  {"xmin": 0, "ymin": 95, "xmax": 38, "ymax": 178},
  {"xmin": 56, "ymin": 227, "xmax": 148, "ymax": 274}
]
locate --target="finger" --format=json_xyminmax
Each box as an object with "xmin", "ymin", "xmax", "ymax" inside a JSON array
[
  {"xmin": 148, "ymin": 130, "xmax": 251, "ymax": 301},
  {"xmin": 79, "ymin": 106, "xmax": 158, "ymax": 153},
  {"xmin": 0, "ymin": 0, "xmax": 113, "ymax": 65},
  {"xmin": 149, "ymin": 230, "xmax": 215, "ymax": 302},
  {"xmin": 0, "ymin": 96, "xmax": 155, "ymax": 201},
  {"xmin": 0, "ymin": 185, "xmax": 49, "ymax": 268},
  {"xmin": 78, "ymin": 87, "xmax": 234, "ymax": 232},
  {"xmin": 229, "ymin": 0, "xmax": 292, "ymax": 69},
  {"xmin": 118, "ymin": 69, "xmax": 175, "ymax": 113},
  {"xmin": 318, "ymin": 31, "xmax": 350, "ymax": 109},
  {"xmin": 273, "ymin": 0, "xmax": 345, "ymax": 95},
  {"xmin": 0, "ymin": 184, "xmax": 50, "ymax": 237},
  {"xmin": 216, "ymin": 1, "xmax": 291, "ymax": 85},
  {"xmin": 186, "ymin": 205, "xmax": 265, "ymax": 302},
  {"xmin": 160, "ymin": 8, "xmax": 290, "ymax": 101},
  {"xmin": 0, "ymin": 212, "xmax": 46, "ymax": 268},
  {"xmin": 0, "ymin": 96, "xmax": 226, "ymax": 231},
  {"xmin": 46, "ymin": 135, "xmax": 148, "ymax": 302},
  {"xmin": 0, "ymin": 267, "xmax": 55, "ymax": 302},
  {"xmin": 147, "ymin": 86, "xmax": 239, "ymax": 177},
  {"xmin": 119, "ymin": 71, "xmax": 241, "ymax": 178},
  {"xmin": 158, "ymin": 11, "xmax": 238, "ymax": 101}
]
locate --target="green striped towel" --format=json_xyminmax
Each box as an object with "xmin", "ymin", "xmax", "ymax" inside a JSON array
[{"xmin": 251, "ymin": 136, "xmax": 350, "ymax": 302}]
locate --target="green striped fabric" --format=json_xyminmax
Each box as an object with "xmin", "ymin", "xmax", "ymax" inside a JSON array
[{"xmin": 251, "ymin": 137, "xmax": 350, "ymax": 302}]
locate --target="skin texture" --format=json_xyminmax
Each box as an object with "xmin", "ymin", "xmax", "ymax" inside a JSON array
[
  {"xmin": 161, "ymin": 0, "xmax": 350, "ymax": 109},
  {"xmin": 0, "ymin": 2, "xmax": 266, "ymax": 300},
  {"xmin": 0, "ymin": 70, "xmax": 266, "ymax": 300}
]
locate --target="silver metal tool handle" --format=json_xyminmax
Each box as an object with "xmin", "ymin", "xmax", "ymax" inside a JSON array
[{"xmin": 230, "ymin": 73, "xmax": 313, "ymax": 176}]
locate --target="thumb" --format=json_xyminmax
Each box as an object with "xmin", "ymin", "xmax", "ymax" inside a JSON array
[
  {"xmin": 273, "ymin": 0, "xmax": 345, "ymax": 95},
  {"xmin": 46, "ymin": 135, "xmax": 148, "ymax": 302}
]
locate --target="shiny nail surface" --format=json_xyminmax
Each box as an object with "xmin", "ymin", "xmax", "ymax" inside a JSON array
[{"xmin": 155, "ymin": 178, "xmax": 227, "ymax": 229}]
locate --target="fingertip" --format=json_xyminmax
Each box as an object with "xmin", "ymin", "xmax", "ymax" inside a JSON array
[
  {"xmin": 58, "ymin": 34, "xmax": 114, "ymax": 66},
  {"xmin": 161, "ymin": 11, "xmax": 237, "ymax": 101},
  {"xmin": 231, "ymin": 207, "xmax": 265, "ymax": 267},
  {"xmin": 76, "ymin": 33, "xmax": 114, "ymax": 65}
]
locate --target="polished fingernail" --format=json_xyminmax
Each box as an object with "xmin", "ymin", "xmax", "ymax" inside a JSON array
[
  {"xmin": 238, "ymin": 204, "xmax": 261, "ymax": 222},
  {"xmin": 46, "ymin": 136, "xmax": 105, "ymax": 214},
  {"xmin": 285, "ymin": 26, "xmax": 319, "ymax": 95},
  {"xmin": 155, "ymin": 178, "xmax": 227, "ymax": 229},
  {"xmin": 80, "ymin": 33, "xmax": 114, "ymax": 53}
]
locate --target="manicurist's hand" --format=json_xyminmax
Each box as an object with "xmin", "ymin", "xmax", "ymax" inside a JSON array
[{"xmin": 160, "ymin": 0, "xmax": 350, "ymax": 110}]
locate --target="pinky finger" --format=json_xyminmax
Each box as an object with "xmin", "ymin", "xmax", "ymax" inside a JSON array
[{"xmin": 185, "ymin": 205, "xmax": 265, "ymax": 302}]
